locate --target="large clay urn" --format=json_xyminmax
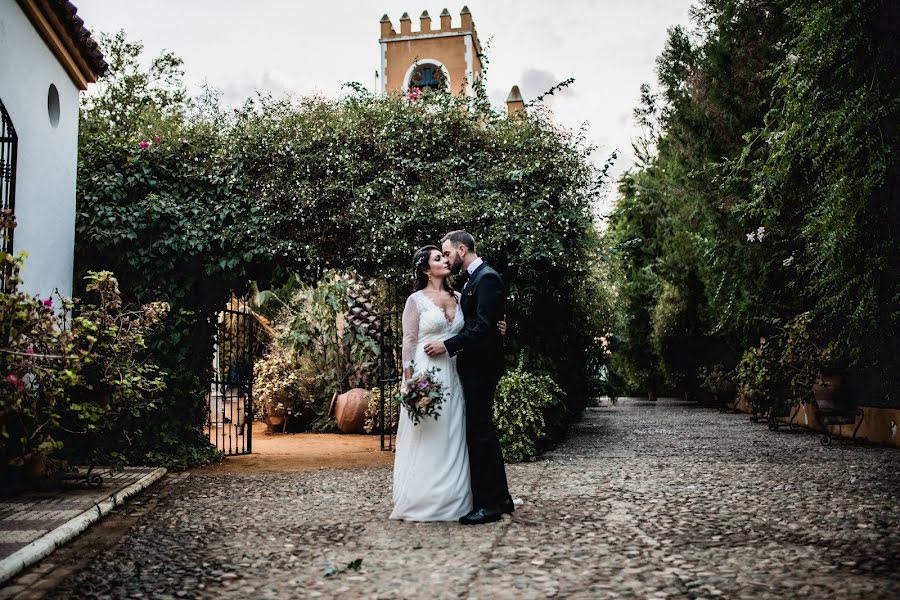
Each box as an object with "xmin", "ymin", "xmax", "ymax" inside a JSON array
[{"xmin": 329, "ymin": 389, "xmax": 370, "ymax": 434}]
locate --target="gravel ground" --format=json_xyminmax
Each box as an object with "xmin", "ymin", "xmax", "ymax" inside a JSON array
[{"xmin": 47, "ymin": 398, "xmax": 900, "ymax": 599}]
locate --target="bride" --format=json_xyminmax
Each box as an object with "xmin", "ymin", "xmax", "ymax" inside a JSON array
[
  {"xmin": 390, "ymin": 245, "xmax": 503, "ymax": 522},
  {"xmin": 391, "ymin": 245, "xmax": 470, "ymax": 521}
]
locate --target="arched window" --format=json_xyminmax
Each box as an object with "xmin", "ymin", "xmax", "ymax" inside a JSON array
[
  {"xmin": 0, "ymin": 99, "xmax": 17, "ymax": 293},
  {"xmin": 410, "ymin": 64, "xmax": 445, "ymax": 91},
  {"xmin": 404, "ymin": 61, "xmax": 449, "ymax": 93}
]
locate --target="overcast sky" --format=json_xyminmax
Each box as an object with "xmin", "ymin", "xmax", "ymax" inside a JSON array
[{"xmin": 73, "ymin": 0, "xmax": 695, "ymax": 214}]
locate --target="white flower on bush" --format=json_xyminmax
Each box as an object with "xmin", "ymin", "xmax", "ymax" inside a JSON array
[{"xmin": 746, "ymin": 225, "xmax": 766, "ymax": 243}]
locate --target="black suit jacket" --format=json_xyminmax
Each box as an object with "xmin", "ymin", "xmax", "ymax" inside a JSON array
[{"xmin": 444, "ymin": 261, "xmax": 505, "ymax": 377}]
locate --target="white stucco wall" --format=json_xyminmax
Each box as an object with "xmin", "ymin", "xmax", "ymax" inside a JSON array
[{"xmin": 0, "ymin": 2, "xmax": 80, "ymax": 300}]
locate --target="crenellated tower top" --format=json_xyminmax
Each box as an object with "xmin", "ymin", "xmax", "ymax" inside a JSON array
[
  {"xmin": 380, "ymin": 6, "xmax": 479, "ymax": 39},
  {"xmin": 378, "ymin": 7, "xmax": 483, "ymax": 97}
]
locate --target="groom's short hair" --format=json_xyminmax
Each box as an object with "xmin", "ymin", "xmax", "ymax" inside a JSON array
[{"xmin": 441, "ymin": 230, "xmax": 476, "ymax": 252}]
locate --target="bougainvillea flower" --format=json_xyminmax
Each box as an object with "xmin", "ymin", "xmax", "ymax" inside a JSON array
[{"xmin": 5, "ymin": 374, "xmax": 25, "ymax": 391}]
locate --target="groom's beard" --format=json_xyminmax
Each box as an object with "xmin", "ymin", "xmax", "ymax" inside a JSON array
[{"xmin": 450, "ymin": 254, "xmax": 464, "ymax": 275}]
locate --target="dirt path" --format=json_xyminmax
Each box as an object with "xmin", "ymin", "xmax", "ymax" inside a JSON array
[{"xmin": 196, "ymin": 422, "xmax": 395, "ymax": 474}]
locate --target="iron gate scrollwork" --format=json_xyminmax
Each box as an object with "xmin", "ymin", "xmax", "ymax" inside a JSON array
[
  {"xmin": 1, "ymin": 99, "xmax": 18, "ymax": 293},
  {"xmin": 378, "ymin": 307, "xmax": 402, "ymax": 451},
  {"xmin": 207, "ymin": 298, "xmax": 255, "ymax": 455}
]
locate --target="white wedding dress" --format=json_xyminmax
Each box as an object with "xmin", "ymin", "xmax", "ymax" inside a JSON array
[{"xmin": 390, "ymin": 290, "xmax": 473, "ymax": 521}]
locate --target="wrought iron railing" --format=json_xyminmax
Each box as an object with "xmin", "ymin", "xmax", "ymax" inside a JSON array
[{"xmin": 378, "ymin": 307, "xmax": 402, "ymax": 451}]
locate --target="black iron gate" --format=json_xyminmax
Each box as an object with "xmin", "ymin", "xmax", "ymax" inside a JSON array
[
  {"xmin": 378, "ymin": 307, "xmax": 402, "ymax": 451},
  {"xmin": 207, "ymin": 299, "xmax": 255, "ymax": 455},
  {"xmin": 1, "ymin": 99, "xmax": 17, "ymax": 293}
]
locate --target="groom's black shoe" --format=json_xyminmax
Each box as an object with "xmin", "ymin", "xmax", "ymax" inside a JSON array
[
  {"xmin": 499, "ymin": 497, "xmax": 515, "ymax": 515},
  {"xmin": 459, "ymin": 507, "xmax": 502, "ymax": 525}
]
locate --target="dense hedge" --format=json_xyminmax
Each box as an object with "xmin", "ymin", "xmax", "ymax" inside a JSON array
[
  {"xmin": 75, "ymin": 33, "xmax": 614, "ymax": 465},
  {"xmin": 605, "ymin": 0, "xmax": 899, "ymax": 406}
]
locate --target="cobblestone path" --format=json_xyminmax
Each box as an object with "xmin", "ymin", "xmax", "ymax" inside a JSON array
[{"xmin": 40, "ymin": 399, "xmax": 900, "ymax": 598}]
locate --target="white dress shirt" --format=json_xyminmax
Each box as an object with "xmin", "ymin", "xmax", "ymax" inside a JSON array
[{"xmin": 463, "ymin": 257, "xmax": 483, "ymax": 289}]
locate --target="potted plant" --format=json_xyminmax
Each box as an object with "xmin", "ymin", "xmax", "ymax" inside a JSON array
[
  {"xmin": 254, "ymin": 347, "xmax": 299, "ymax": 433},
  {"xmin": 811, "ymin": 341, "xmax": 851, "ymax": 412},
  {"xmin": 736, "ymin": 337, "xmax": 792, "ymax": 426},
  {"xmin": 780, "ymin": 313, "xmax": 851, "ymax": 413},
  {"xmin": 253, "ymin": 347, "xmax": 319, "ymax": 432},
  {"xmin": 698, "ymin": 363, "xmax": 737, "ymax": 410},
  {"xmin": 264, "ymin": 394, "xmax": 289, "ymax": 432}
]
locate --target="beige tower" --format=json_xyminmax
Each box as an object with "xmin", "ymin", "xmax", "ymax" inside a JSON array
[{"xmin": 379, "ymin": 7, "xmax": 483, "ymax": 97}]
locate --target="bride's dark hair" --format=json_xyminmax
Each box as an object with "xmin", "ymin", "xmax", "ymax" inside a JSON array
[{"xmin": 411, "ymin": 245, "xmax": 455, "ymax": 297}]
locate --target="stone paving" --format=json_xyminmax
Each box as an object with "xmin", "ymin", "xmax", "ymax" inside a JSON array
[
  {"xmin": 13, "ymin": 399, "xmax": 900, "ymax": 598},
  {"xmin": 0, "ymin": 467, "xmax": 160, "ymax": 562}
]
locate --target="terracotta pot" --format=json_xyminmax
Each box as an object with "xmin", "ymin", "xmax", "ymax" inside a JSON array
[
  {"xmin": 329, "ymin": 389, "xmax": 370, "ymax": 434},
  {"xmin": 24, "ymin": 454, "xmax": 47, "ymax": 482},
  {"xmin": 812, "ymin": 372, "xmax": 847, "ymax": 412},
  {"xmin": 266, "ymin": 414, "xmax": 286, "ymax": 433}
]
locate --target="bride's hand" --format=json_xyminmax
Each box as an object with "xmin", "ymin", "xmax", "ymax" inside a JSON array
[{"xmin": 497, "ymin": 318, "xmax": 508, "ymax": 336}]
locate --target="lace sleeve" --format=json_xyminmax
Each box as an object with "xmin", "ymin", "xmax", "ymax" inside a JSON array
[{"xmin": 401, "ymin": 293, "xmax": 420, "ymax": 370}]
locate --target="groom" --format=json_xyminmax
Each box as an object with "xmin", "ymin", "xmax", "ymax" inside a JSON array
[{"xmin": 424, "ymin": 230, "xmax": 514, "ymax": 525}]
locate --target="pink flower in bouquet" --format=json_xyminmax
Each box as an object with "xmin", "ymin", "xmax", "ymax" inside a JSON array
[
  {"xmin": 398, "ymin": 365, "xmax": 444, "ymax": 425},
  {"xmin": 25, "ymin": 347, "xmax": 35, "ymax": 355},
  {"xmin": 139, "ymin": 140, "xmax": 150, "ymax": 149}
]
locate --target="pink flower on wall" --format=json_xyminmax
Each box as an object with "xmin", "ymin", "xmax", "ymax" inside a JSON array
[
  {"xmin": 42, "ymin": 298, "xmax": 53, "ymax": 307},
  {"xmin": 407, "ymin": 87, "xmax": 422, "ymax": 101}
]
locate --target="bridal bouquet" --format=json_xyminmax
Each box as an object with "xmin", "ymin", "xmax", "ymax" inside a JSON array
[{"xmin": 398, "ymin": 365, "xmax": 444, "ymax": 425}]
